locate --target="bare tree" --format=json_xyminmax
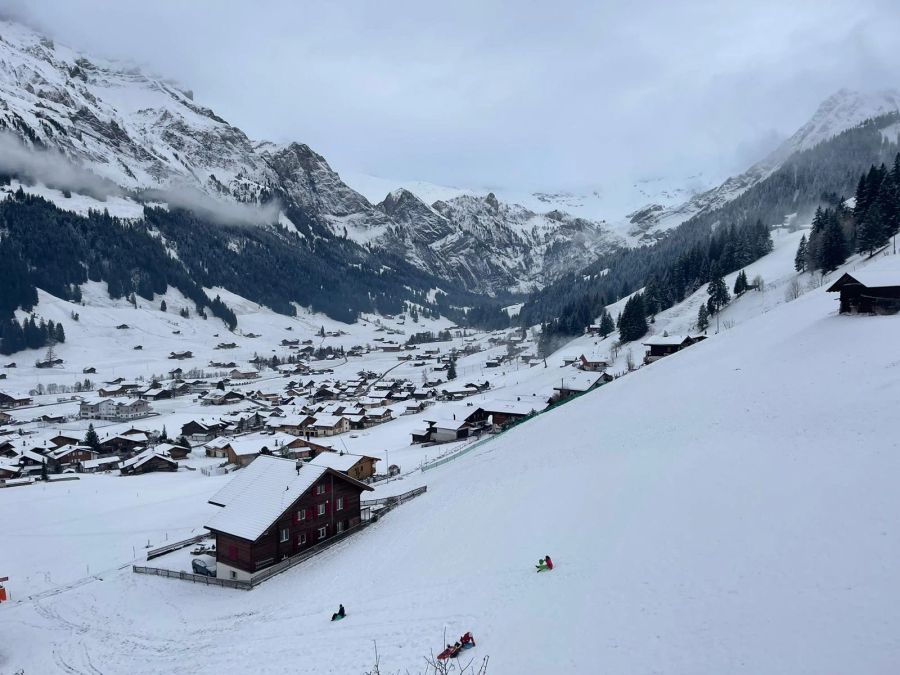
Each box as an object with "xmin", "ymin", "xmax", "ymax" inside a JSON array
[
  {"xmin": 752, "ymin": 274, "xmax": 765, "ymax": 292},
  {"xmin": 784, "ymin": 278, "xmax": 802, "ymax": 302}
]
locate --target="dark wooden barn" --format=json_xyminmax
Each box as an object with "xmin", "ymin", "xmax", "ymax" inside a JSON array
[{"xmin": 826, "ymin": 271, "xmax": 900, "ymax": 314}]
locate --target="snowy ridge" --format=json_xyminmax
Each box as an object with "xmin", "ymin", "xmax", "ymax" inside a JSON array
[{"xmin": 624, "ymin": 88, "xmax": 900, "ymax": 240}]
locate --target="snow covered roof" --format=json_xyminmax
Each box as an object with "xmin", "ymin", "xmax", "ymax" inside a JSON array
[
  {"xmin": 478, "ymin": 400, "xmax": 544, "ymax": 416},
  {"xmin": 828, "ymin": 270, "xmax": 900, "ymax": 290},
  {"xmin": 308, "ymin": 451, "xmax": 373, "ymax": 472},
  {"xmin": 81, "ymin": 456, "xmax": 120, "ymax": 470},
  {"xmin": 555, "ymin": 373, "xmax": 603, "ymax": 392},
  {"xmin": 310, "ymin": 414, "xmax": 346, "ymax": 428},
  {"xmin": 206, "ymin": 456, "xmax": 330, "ymax": 540},
  {"xmin": 432, "ymin": 418, "xmax": 469, "ymax": 431},
  {"xmin": 120, "ymin": 448, "xmax": 176, "ymax": 470},
  {"xmin": 642, "ymin": 335, "xmax": 693, "ymax": 346}
]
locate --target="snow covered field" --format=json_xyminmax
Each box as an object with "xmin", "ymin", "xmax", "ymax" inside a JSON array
[{"xmin": 3, "ymin": 223, "xmax": 900, "ymax": 673}]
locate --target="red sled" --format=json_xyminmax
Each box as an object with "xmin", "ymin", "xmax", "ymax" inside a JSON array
[
  {"xmin": 438, "ymin": 642, "xmax": 474, "ymax": 660},
  {"xmin": 437, "ymin": 646, "xmax": 460, "ymax": 661}
]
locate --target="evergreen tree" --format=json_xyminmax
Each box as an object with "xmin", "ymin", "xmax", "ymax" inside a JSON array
[
  {"xmin": 618, "ymin": 293, "xmax": 648, "ymax": 342},
  {"xmin": 54, "ymin": 322, "xmax": 65, "ymax": 344},
  {"xmin": 733, "ymin": 270, "xmax": 748, "ymax": 296},
  {"xmin": 794, "ymin": 234, "xmax": 808, "ymax": 272},
  {"xmin": 83, "ymin": 424, "xmax": 100, "ymax": 452},
  {"xmin": 160, "ymin": 300, "xmax": 167, "ymax": 312},
  {"xmin": 706, "ymin": 267, "xmax": 730, "ymax": 314},
  {"xmin": 697, "ymin": 303, "xmax": 709, "ymax": 331},
  {"xmin": 820, "ymin": 213, "xmax": 849, "ymax": 272},
  {"xmin": 598, "ymin": 310, "xmax": 615, "ymax": 338},
  {"xmin": 447, "ymin": 356, "xmax": 457, "ymax": 380}
]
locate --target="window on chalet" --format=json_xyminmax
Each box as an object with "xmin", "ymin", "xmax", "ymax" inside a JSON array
[
  {"xmin": 316, "ymin": 484, "xmax": 326, "ymax": 495},
  {"xmin": 318, "ymin": 526, "xmax": 327, "ymax": 540},
  {"xmin": 280, "ymin": 527, "xmax": 290, "ymax": 543},
  {"xmin": 337, "ymin": 520, "xmax": 345, "ymax": 534},
  {"xmin": 318, "ymin": 502, "xmax": 326, "ymax": 516},
  {"xmin": 297, "ymin": 509, "xmax": 306, "ymax": 521},
  {"xmin": 298, "ymin": 532, "xmax": 306, "ymax": 545},
  {"xmin": 336, "ymin": 496, "xmax": 344, "ymax": 511}
]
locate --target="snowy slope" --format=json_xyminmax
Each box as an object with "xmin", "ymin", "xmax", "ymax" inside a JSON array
[{"xmin": 3, "ymin": 219, "xmax": 900, "ymax": 673}]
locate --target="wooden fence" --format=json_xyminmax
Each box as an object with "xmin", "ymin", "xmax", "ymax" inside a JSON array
[{"xmin": 146, "ymin": 533, "xmax": 212, "ymax": 560}]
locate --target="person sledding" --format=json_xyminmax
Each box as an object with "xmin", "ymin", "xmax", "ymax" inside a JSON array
[
  {"xmin": 460, "ymin": 631, "xmax": 476, "ymax": 649},
  {"xmin": 331, "ymin": 604, "xmax": 346, "ymax": 621},
  {"xmin": 536, "ymin": 555, "xmax": 554, "ymax": 572}
]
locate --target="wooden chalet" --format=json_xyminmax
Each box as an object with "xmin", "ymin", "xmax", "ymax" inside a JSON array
[
  {"xmin": 119, "ymin": 449, "xmax": 178, "ymax": 475},
  {"xmin": 470, "ymin": 399, "xmax": 546, "ymax": 429},
  {"xmin": 48, "ymin": 444, "xmax": 96, "ymax": 467},
  {"xmin": 99, "ymin": 432, "xmax": 148, "ymax": 455},
  {"xmin": 79, "ymin": 456, "xmax": 121, "ymax": 473},
  {"xmin": 307, "ymin": 415, "xmax": 350, "ymax": 437},
  {"xmin": 578, "ymin": 353, "xmax": 609, "ymax": 372},
  {"xmin": 229, "ymin": 369, "xmax": 260, "ymax": 380},
  {"xmin": 49, "ymin": 433, "xmax": 81, "ymax": 448},
  {"xmin": 0, "ymin": 391, "xmax": 32, "ymax": 409},
  {"xmin": 553, "ymin": 372, "xmax": 610, "ymax": 402},
  {"xmin": 181, "ymin": 420, "xmax": 223, "ymax": 443},
  {"xmin": 205, "ymin": 455, "xmax": 373, "ymax": 581},
  {"xmin": 308, "ymin": 451, "xmax": 379, "ymax": 482},
  {"xmin": 154, "ymin": 443, "xmax": 191, "ymax": 460},
  {"xmin": 642, "ymin": 335, "xmax": 705, "ymax": 364},
  {"xmin": 826, "ymin": 271, "xmax": 900, "ymax": 314},
  {"xmin": 0, "ymin": 411, "xmax": 11, "ymax": 425}
]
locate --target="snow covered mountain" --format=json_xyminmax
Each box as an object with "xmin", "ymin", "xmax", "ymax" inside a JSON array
[
  {"xmin": 377, "ymin": 189, "xmax": 619, "ymax": 294},
  {"xmin": 0, "ymin": 19, "xmax": 620, "ymax": 297},
  {"xmin": 626, "ymin": 88, "xmax": 900, "ymax": 240}
]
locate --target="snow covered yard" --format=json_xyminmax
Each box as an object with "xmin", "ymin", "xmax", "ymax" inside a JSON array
[{"xmin": 3, "ymin": 253, "xmax": 900, "ymax": 673}]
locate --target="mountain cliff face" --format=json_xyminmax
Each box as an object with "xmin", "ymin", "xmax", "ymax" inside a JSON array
[
  {"xmin": 376, "ymin": 190, "xmax": 620, "ymax": 294},
  {"xmin": 0, "ymin": 19, "xmax": 620, "ymax": 297}
]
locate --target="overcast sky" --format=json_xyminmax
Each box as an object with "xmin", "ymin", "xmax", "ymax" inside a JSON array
[{"xmin": 5, "ymin": 0, "xmax": 900, "ymax": 194}]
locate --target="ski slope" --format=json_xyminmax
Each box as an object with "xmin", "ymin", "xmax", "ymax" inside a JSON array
[{"xmin": 3, "ymin": 232, "xmax": 900, "ymax": 673}]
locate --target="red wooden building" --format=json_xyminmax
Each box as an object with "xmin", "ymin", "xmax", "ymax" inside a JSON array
[{"xmin": 205, "ymin": 455, "xmax": 373, "ymax": 581}]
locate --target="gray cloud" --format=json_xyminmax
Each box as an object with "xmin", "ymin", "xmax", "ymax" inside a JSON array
[
  {"xmin": 4, "ymin": 0, "xmax": 900, "ymax": 195},
  {"xmin": 0, "ymin": 133, "xmax": 281, "ymax": 225}
]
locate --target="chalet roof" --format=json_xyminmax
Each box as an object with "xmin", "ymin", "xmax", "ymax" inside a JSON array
[
  {"xmin": 310, "ymin": 414, "xmax": 347, "ymax": 428},
  {"xmin": 16, "ymin": 449, "xmax": 48, "ymax": 464},
  {"xmin": 154, "ymin": 443, "xmax": 189, "ymax": 455},
  {"xmin": 120, "ymin": 448, "xmax": 177, "ymax": 470},
  {"xmin": 206, "ymin": 456, "xmax": 330, "ymax": 540},
  {"xmin": 307, "ymin": 451, "xmax": 373, "ymax": 473},
  {"xmin": 81, "ymin": 456, "xmax": 120, "ymax": 470},
  {"xmin": 826, "ymin": 270, "xmax": 900, "ymax": 291},
  {"xmin": 48, "ymin": 444, "xmax": 92, "ymax": 460},
  {"xmin": 478, "ymin": 399, "xmax": 544, "ymax": 416},
  {"xmin": 432, "ymin": 418, "xmax": 470, "ymax": 431},
  {"xmin": 554, "ymin": 373, "xmax": 603, "ymax": 392},
  {"xmin": 642, "ymin": 335, "xmax": 693, "ymax": 347}
]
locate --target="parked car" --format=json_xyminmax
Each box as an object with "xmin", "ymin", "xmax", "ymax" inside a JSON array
[{"xmin": 191, "ymin": 559, "xmax": 216, "ymax": 577}]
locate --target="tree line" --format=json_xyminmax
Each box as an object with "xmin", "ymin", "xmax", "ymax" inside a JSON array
[{"xmin": 796, "ymin": 153, "xmax": 900, "ymax": 274}]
